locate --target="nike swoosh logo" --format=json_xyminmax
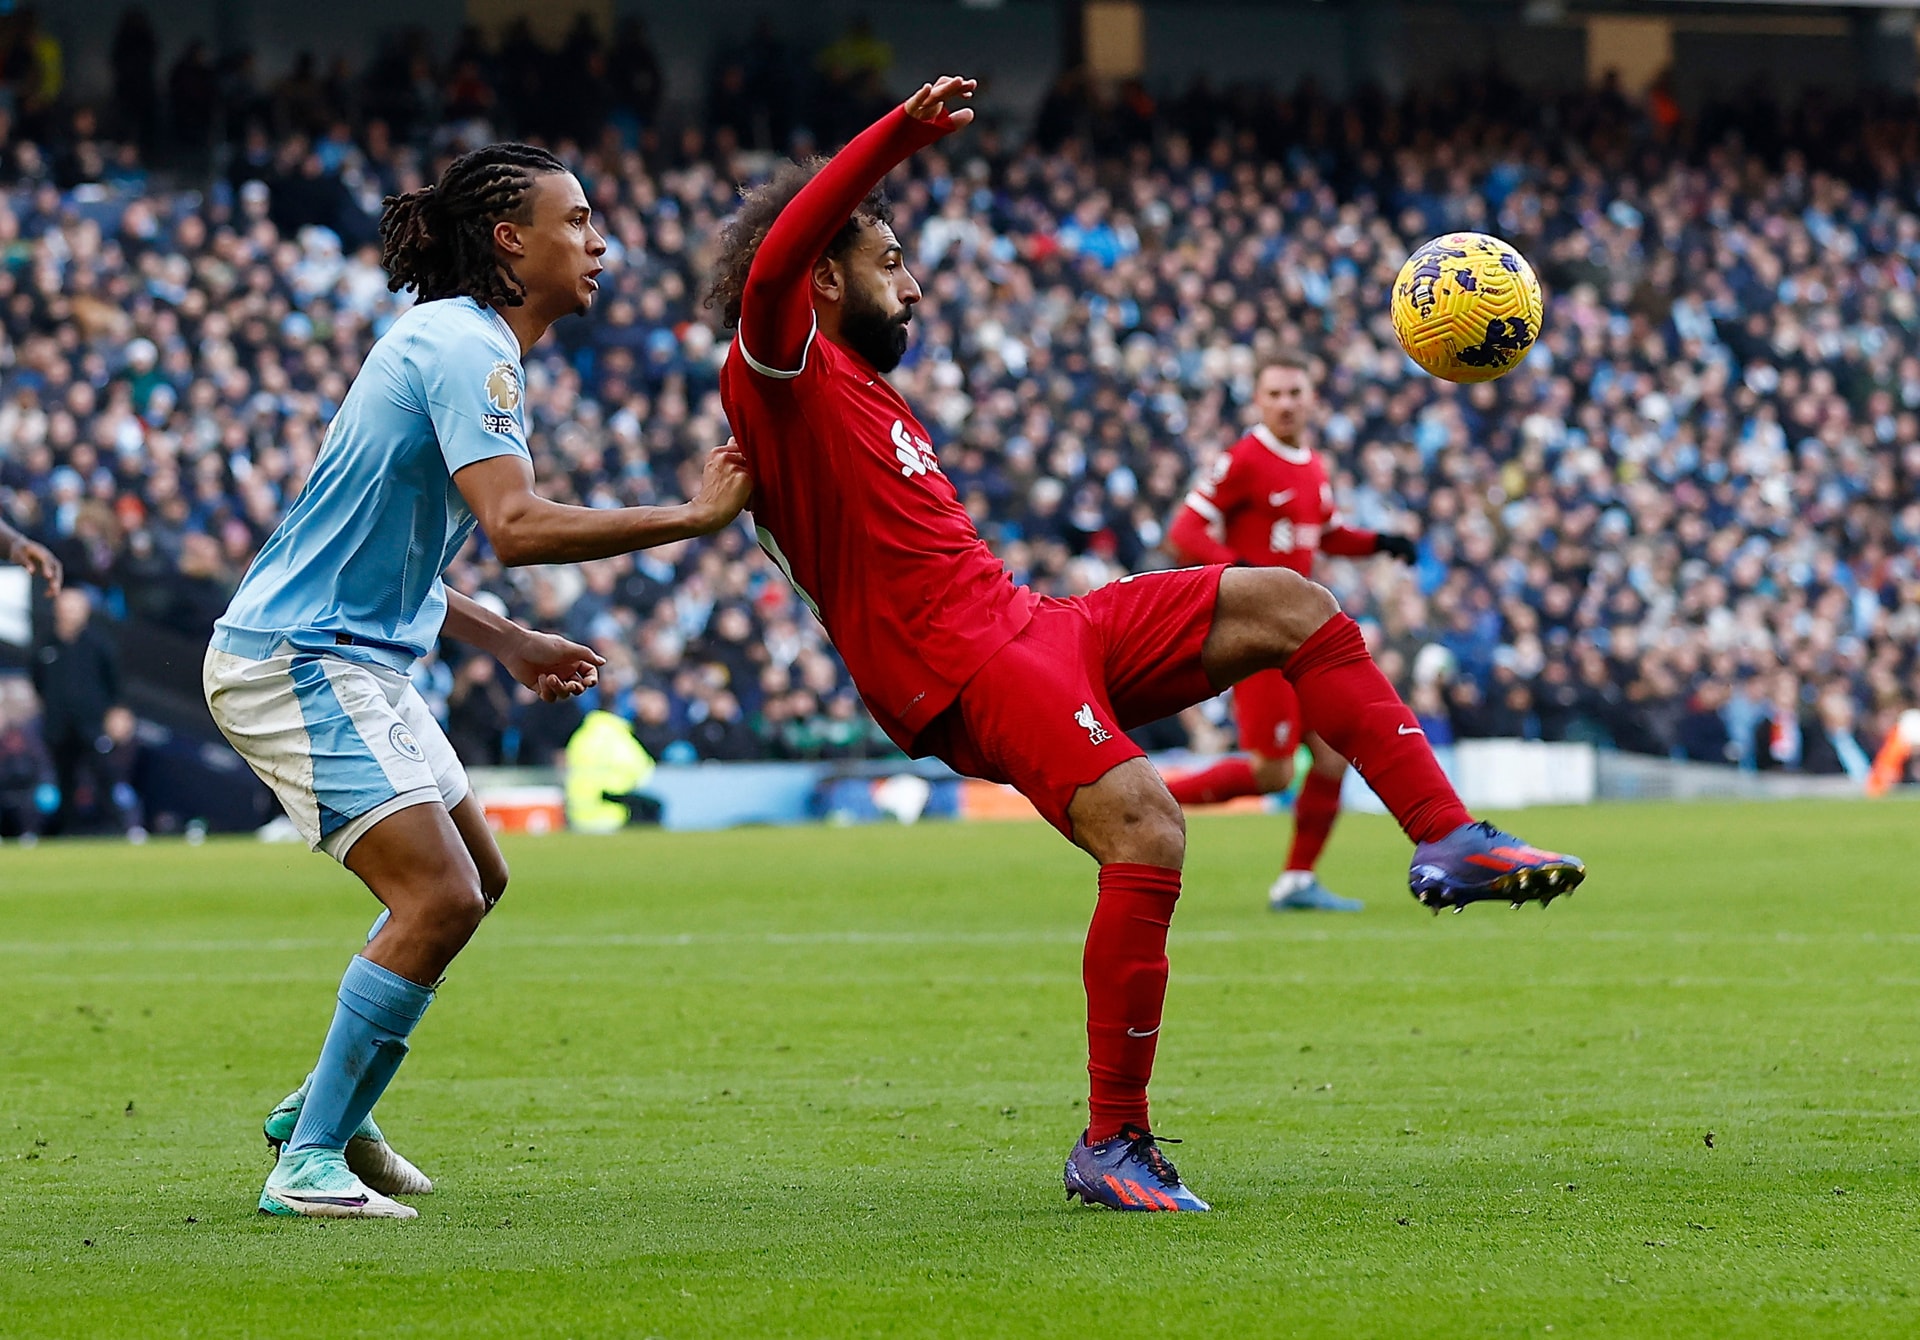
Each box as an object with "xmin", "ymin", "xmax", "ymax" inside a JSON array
[
  {"xmin": 1398, "ymin": 724, "xmax": 1425, "ymax": 736},
  {"xmin": 272, "ymin": 1192, "xmax": 370, "ymax": 1207},
  {"xmin": 1126, "ymin": 1025, "xmax": 1161, "ymax": 1038},
  {"xmin": 1269, "ymin": 490, "xmax": 1296, "ymax": 505}
]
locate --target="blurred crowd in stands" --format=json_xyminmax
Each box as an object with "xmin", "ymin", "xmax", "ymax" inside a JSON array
[{"xmin": 0, "ymin": 4, "xmax": 1916, "ymax": 832}]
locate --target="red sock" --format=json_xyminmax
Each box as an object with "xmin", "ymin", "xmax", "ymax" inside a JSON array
[
  {"xmin": 1084, "ymin": 862, "xmax": 1180, "ymax": 1143},
  {"xmin": 1165, "ymin": 757, "xmax": 1259, "ymax": 806},
  {"xmin": 1283, "ymin": 615, "xmax": 1472, "ymax": 844},
  {"xmin": 1286, "ymin": 768, "xmax": 1343, "ymax": 871}
]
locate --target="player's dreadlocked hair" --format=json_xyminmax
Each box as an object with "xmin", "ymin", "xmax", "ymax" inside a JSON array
[
  {"xmin": 380, "ymin": 143, "xmax": 569, "ymax": 306},
  {"xmin": 705, "ymin": 158, "xmax": 893, "ymax": 329}
]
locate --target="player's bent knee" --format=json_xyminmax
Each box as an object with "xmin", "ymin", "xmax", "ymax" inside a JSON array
[
  {"xmin": 1250, "ymin": 754, "xmax": 1295, "ymax": 794},
  {"xmin": 390, "ymin": 864, "xmax": 489, "ymax": 940},
  {"xmin": 1104, "ymin": 795, "xmax": 1187, "ymax": 869},
  {"xmin": 1230, "ymin": 566, "xmax": 1336, "ymax": 624},
  {"xmin": 424, "ymin": 889, "xmax": 488, "ymax": 958},
  {"xmin": 447, "ymin": 882, "xmax": 490, "ymax": 931},
  {"xmin": 1069, "ymin": 760, "xmax": 1188, "ymax": 868},
  {"xmin": 1126, "ymin": 811, "xmax": 1187, "ymax": 869},
  {"xmin": 418, "ymin": 879, "xmax": 485, "ymax": 922},
  {"xmin": 1268, "ymin": 568, "xmax": 1339, "ymax": 638},
  {"xmin": 1209, "ymin": 569, "xmax": 1344, "ymax": 681}
]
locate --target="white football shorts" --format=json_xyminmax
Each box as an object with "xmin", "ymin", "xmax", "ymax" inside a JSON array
[{"xmin": 203, "ymin": 644, "xmax": 469, "ymax": 861}]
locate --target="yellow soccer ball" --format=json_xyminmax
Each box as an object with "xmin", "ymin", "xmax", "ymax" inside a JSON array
[{"xmin": 1389, "ymin": 232, "xmax": 1543, "ymax": 384}]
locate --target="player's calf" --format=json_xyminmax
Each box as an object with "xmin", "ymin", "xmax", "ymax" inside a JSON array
[{"xmin": 1073, "ymin": 771, "xmax": 1187, "ymax": 1154}]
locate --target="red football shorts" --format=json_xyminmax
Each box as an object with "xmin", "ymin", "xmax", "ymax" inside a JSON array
[
  {"xmin": 1232, "ymin": 667, "xmax": 1306, "ymax": 759},
  {"xmin": 918, "ymin": 565, "xmax": 1225, "ymax": 838}
]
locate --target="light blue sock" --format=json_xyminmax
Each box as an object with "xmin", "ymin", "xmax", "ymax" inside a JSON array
[
  {"xmin": 278, "ymin": 911, "xmax": 394, "ymax": 1120},
  {"xmin": 286, "ymin": 956, "xmax": 434, "ymax": 1153}
]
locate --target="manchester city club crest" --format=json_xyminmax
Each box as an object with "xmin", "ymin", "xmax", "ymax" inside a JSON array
[{"xmin": 388, "ymin": 721, "xmax": 426, "ymax": 763}]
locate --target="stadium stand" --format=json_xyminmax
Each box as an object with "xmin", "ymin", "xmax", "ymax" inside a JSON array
[{"xmin": 1, "ymin": 9, "xmax": 1917, "ymax": 834}]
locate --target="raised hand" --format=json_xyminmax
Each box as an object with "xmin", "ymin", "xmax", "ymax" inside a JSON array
[{"xmin": 903, "ymin": 75, "xmax": 976, "ymax": 129}]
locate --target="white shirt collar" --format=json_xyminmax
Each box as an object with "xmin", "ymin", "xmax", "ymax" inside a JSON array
[{"xmin": 1251, "ymin": 422, "xmax": 1313, "ymax": 464}]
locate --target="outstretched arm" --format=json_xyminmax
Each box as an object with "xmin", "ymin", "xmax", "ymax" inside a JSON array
[
  {"xmin": 738, "ymin": 75, "xmax": 975, "ymax": 374},
  {"xmin": 1320, "ymin": 525, "xmax": 1381, "ymax": 558},
  {"xmin": 1323, "ymin": 524, "xmax": 1417, "ymax": 563},
  {"xmin": 455, "ymin": 440, "xmax": 752, "ymax": 567}
]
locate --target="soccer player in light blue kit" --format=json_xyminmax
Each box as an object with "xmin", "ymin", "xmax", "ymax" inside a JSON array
[{"xmin": 206, "ymin": 144, "xmax": 752, "ymax": 1218}]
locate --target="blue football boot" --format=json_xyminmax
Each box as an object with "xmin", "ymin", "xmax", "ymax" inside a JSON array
[
  {"xmin": 1064, "ymin": 1124, "xmax": 1211, "ymax": 1212},
  {"xmin": 1408, "ymin": 820, "xmax": 1586, "ymax": 913},
  {"xmin": 1268, "ymin": 873, "xmax": 1364, "ymax": 912}
]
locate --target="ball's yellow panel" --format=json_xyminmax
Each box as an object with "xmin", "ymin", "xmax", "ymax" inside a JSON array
[{"xmin": 1390, "ymin": 232, "xmax": 1543, "ymax": 384}]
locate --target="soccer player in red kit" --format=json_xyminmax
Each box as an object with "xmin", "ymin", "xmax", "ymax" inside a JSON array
[
  {"xmin": 709, "ymin": 75, "xmax": 1585, "ymax": 1212},
  {"xmin": 1164, "ymin": 352, "xmax": 1418, "ymax": 913}
]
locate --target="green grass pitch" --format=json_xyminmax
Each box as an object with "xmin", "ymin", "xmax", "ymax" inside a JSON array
[{"xmin": 4, "ymin": 800, "xmax": 1920, "ymax": 1338}]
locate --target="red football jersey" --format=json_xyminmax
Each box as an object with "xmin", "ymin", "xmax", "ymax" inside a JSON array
[
  {"xmin": 717, "ymin": 106, "xmax": 1037, "ymax": 751},
  {"xmin": 720, "ymin": 333, "xmax": 1038, "ymax": 751},
  {"xmin": 1175, "ymin": 424, "xmax": 1375, "ymax": 574}
]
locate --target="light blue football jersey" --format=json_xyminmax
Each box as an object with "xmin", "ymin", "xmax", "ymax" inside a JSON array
[{"xmin": 213, "ymin": 298, "xmax": 530, "ymax": 671}]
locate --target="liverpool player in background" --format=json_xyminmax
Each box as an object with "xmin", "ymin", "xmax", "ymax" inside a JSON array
[
  {"xmin": 709, "ymin": 76, "xmax": 1585, "ymax": 1213},
  {"xmin": 1164, "ymin": 352, "xmax": 1418, "ymax": 913}
]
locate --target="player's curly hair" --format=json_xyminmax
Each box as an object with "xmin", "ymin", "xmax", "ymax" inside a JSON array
[
  {"xmin": 705, "ymin": 158, "xmax": 893, "ymax": 329},
  {"xmin": 380, "ymin": 143, "xmax": 569, "ymax": 306}
]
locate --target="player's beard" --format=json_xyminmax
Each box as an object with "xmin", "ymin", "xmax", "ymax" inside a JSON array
[{"xmin": 840, "ymin": 285, "xmax": 912, "ymax": 373}]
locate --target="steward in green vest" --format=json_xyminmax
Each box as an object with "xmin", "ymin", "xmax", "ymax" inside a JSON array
[{"xmin": 565, "ymin": 710, "xmax": 656, "ymax": 833}]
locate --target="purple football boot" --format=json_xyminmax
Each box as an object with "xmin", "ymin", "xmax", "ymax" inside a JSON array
[
  {"xmin": 1064, "ymin": 1124, "xmax": 1211, "ymax": 1212},
  {"xmin": 1409, "ymin": 820, "xmax": 1586, "ymax": 913}
]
